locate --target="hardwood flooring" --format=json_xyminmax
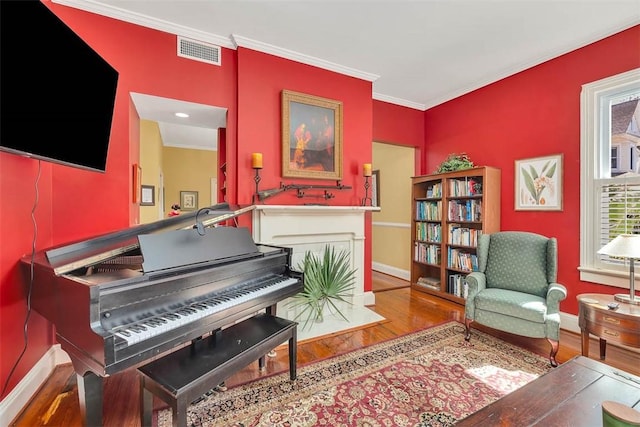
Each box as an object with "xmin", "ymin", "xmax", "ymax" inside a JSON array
[{"xmin": 11, "ymin": 271, "xmax": 640, "ymax": 426}]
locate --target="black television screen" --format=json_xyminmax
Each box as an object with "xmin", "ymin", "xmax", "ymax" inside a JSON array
[{"xmin": 0, "ymin": 0, "xmax": 119, "ymax": 173}]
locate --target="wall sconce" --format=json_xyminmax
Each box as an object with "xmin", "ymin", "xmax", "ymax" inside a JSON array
[
  {"xmin": 252, "ymin": 153, "xmax": 263, "ymax": 203},
  {"xmin": 361, "ymin": 163, "xmax": 372, "ymax": 206}
]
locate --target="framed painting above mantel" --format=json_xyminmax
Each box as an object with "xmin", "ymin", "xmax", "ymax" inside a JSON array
[{"xmin": 281, "ymin": 90, "xmax": 343, "ymax": 180}]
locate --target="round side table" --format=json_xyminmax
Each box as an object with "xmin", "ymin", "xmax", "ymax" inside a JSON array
[{"xmin": 577, "ymin": 293, "xmax": 640, "ymax": 359}]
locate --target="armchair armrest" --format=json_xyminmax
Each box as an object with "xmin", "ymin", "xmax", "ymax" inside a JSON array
[
  {"xmin": 464, "ymin": 272, "xmax": 486, "ymax": 320},
  {"xmin": 466, "ymin": 272, "xmax": 486, "ymax": 295},
  {"xmin": 546, "ymin": 282, "xmax": 567, "ymax": 313}
]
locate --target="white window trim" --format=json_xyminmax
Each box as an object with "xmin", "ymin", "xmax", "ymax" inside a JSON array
[{"xmin": 580, "ymin": 68, "xmax": 640, "ymax": 288}]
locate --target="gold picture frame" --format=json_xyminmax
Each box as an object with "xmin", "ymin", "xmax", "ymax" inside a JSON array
[
  {"xmin": 515, "ymin": 154, "xmax": 563, "ymax": 211},
  {"xmin": 282, "ymin": 90, "xmax": 343, "ymax": 180}
]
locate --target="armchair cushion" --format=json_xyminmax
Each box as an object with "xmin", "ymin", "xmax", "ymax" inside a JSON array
[
  {"xmin": 483, "ymin": 231, "xmax": 556, "ymax": 299},
  {"xmin": 474, "ymin": 288, "xmax": 547, "ymax": 323}
]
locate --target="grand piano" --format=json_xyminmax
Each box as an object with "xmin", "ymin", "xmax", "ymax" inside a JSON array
[{"xmin": 22, "ymin": 203, "xmax": 303, "ymax": 426}]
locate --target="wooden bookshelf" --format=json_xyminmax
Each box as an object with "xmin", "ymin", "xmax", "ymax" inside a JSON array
[{"xmin": 410, "ymin": 166, "xmax": 501, "ymax": 304}]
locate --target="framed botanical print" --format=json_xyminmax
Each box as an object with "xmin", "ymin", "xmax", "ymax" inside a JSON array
[{"xmin": 515, "ymin": 154, "xmax": 563, "ymax": 211}]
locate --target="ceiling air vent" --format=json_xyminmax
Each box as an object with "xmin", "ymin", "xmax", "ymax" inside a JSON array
[{"xmin": 177, "ymin": 36, "xmax": 221, "ymax": 66}]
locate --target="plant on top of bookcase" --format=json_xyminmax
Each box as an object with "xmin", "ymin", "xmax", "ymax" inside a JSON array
[{"xmin": 435, "ymin": 153, "xmax": 474, "ymax": 173}]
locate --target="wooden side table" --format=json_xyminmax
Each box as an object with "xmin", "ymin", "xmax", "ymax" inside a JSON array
[{"xmin": 577, "ymin": 293, "xmax": 640, "ymax": 359}]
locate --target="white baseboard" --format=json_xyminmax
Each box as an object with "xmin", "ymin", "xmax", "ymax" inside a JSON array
[
  {"xmin": 0, "ymin": 345, "xmax": 70, "ymax": 426},
  {"xmin": 372, "ymin": 262, "xmax": 410, "ymax": 281},
  {"xmin": 560, "ymin": 311, "xmax": 579, "ymax": 334}
]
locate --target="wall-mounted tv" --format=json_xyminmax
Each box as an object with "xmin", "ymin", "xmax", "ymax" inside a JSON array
[{"xmin": 0, "ymin": 0, "xmax": 119, "ymax": 173}]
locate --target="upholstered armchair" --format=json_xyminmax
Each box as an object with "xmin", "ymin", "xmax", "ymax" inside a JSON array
[{"xmin": 464, "ymin": 231, "xmax": 567, "ymax": 367}]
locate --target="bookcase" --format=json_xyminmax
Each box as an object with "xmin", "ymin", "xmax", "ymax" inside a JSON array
[{"xmin": 410, "ymin": 166, "xmax": 501, "ymax": 304}]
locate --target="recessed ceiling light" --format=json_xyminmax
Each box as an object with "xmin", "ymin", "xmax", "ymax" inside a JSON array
[{"xmin": 175, "ymin": 112, "xmax": 189, "ymax": 118}]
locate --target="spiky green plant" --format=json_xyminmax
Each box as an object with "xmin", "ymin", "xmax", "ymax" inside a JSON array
[{"xmin": 289, "ymin": 245, "xmax": 356, "ymax": 330}]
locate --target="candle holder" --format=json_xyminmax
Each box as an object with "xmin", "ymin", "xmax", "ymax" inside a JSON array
[
  {"xmin": 252, "ymin": 167, "xmax": 262, "ymax": 203},
  {"xmin": 361, "ymin": 176, "xmax": 372, "ymax": 206}
]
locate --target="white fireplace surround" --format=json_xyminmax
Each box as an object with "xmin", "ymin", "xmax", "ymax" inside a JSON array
[{"xmin": 252, "ymin": 205, "xmax": 382, "ymax": 339}]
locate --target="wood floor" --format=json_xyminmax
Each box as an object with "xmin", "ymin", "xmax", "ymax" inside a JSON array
[{"xmin": 11, "ymin": 272, "xmax": 640, "ymax": 426}]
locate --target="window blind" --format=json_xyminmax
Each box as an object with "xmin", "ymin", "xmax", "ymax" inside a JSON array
[{"xmin": 598, "ymin": 176, "xmax": 640, "ymax": 268}]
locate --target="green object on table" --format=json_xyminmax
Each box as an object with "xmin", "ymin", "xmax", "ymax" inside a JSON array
[{"xmin": 603, "ymin": 401, "xmax": 640, "ymax": 427}]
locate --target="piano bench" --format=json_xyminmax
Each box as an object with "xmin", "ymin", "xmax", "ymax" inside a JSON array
[{"xmin": 138, "ymin": 313, "xmax": 297, "ymax": 427}]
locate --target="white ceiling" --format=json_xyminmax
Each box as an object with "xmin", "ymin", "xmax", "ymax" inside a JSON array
[
  {"xmin": 59, "ymin": 0, "xmax": 640, "ymax": 149},
  {"xmin": 131, "ymin": 93, "xmax": 226, "ymax": 151}
]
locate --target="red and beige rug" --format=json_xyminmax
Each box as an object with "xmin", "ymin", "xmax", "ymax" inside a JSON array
[{"xmin": 157, "ymin": 321, "xmax": 551, "ymax": 426}]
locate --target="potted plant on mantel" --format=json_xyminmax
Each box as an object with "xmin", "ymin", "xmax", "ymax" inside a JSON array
[{"xmin": 289, "ymin": 245, "xmax": 357, "ymax": 330}]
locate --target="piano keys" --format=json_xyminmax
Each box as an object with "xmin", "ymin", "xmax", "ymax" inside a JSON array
[
  {"xmin": 111, "ymin": 273, "xmax": 299, "ymax": 348},
  {"xmin": 22, "ymin": 203, "xmax": 303, "ymax": 426}
]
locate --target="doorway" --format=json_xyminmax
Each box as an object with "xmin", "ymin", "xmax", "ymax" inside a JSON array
[{"xmin": 371, "ymin": 142, "xmax": 415, "ymax": 291}]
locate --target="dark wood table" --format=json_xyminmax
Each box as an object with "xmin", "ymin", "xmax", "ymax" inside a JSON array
[
  {"xmin": 577, "ymin": 293, "xmax": 640, "ymax": 359},
  {"xmin": 456, "ymin": 356, "xmax": 640, "ymax": 426}
]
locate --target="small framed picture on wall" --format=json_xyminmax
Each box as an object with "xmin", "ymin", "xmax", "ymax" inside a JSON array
[{"xmin": 180, "ymin": 190, "xmax": 198, "ymax": 211}]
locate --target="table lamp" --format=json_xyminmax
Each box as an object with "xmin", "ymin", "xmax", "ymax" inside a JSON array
[{"xmin": 597, "ymin": 234, "xmax": 640, "ymax": 305}]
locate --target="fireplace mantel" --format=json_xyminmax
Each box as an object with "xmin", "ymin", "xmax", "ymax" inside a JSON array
[{"xmin": 252, "ymin": 204, "xmax": 381, "ymax": 339}]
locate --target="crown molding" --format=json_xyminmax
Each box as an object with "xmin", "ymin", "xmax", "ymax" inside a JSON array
[
  {"xmin": 53, "ymin": 0, "xmax": 380, "ymax": 84},
  {"xmin": 231, "ymin": 35, "xmax": 379, "ymax": 83},
  {"xmin": 372, "ymin": 93, "xmax": 426, "ymax": 111},
  {"xmin": 52, "ymin": 0, "xmax": 235, "ymax": 48}
]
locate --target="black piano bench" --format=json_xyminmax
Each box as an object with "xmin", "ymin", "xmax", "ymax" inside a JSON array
[{"xmin": 138, "ymin": 313, "xmax": 297, "ymax": 427}]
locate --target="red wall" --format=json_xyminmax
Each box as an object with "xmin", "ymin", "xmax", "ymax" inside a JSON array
[
  {"xmin": 236, "ymin": 47, "xmax": 374, "ymax": 206},
  {"xmin": 0, "ymin": 1, "xmax": 383, "ymax": 400},
  {"xmin": 373, "ymin": 100, "xmax": 425, "ymax": 172},
  {"xmin": 424, "ymin": 25, "xmax": 640, "ymax": 315}
]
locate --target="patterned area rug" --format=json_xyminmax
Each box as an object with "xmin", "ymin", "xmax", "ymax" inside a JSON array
[{"xmin": 157, "ymin": 322, "xmax": 551, "ymax": 426}]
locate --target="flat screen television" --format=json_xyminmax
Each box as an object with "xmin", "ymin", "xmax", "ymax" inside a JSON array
[{"xmin": 0, "ymin": 0, "xmax": 119, "ymax": 173}]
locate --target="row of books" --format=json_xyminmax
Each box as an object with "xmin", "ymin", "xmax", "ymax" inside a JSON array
[
  {"xmin": 416, "ymin": 222, "xmax": 442, "ymax": 242},
  {"xmin": 449, "ymin": 178, "xmax": 482, "ymax": 197},
  {"xmin": 416, "ymin": 200, "xmax": 442, "ymax": 221},
  {"xmin": 447, "ymin": 273, "xmax": 469, "ymax": 299},
  {"xmin": 448, "ymin": 199, "xmax": 482, "ymax": 222},
  {"xmin": 426, "ymin": 182, "xmax": 442, "ymax": 198},
  {"xmin": 448, "ymin": 225, "xmax": 482, "ymax": 247},
  {"xmin": 414, "ymin": 241, "xmax": 441, "ymax": 264},
  {"xmin": 447, "ymin": 247, "xmax": 478, "ymax": 272}
]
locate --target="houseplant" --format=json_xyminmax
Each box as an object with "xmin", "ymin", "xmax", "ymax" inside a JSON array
[
  {"xmin": 289, "ymin": 245, "xmax": 356, "ymax": 330},
  {"xmin": 435, "ymin": 153, "xmax": 474, "ymax": 173}
]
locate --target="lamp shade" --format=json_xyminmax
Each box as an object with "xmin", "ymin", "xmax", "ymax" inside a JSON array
[{"xmin": 598, "ymin": 234, "xmax": 640, "ymax": 259}]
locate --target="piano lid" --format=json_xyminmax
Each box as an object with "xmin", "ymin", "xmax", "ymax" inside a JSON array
[{"xmin": 44, "ymin": 203, "xmax": 255, "ymax": 276}]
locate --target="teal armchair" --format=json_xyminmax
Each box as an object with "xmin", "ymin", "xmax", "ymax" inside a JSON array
[{"xmin": 464, "ymin": 231, "xmax": 567, "ymax": 367}]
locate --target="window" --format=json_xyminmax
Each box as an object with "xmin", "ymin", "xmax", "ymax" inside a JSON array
[{"xmin": 580, "ymin": 68, "xmax": 640, "ymax": 288}]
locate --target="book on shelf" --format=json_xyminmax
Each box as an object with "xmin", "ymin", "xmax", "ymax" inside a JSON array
[
  {"xmin": 417, "ymin": 276, "xmax": 441, "ymax": 290},
  {"xmin": 426, "ymin": 182, "xmax": 442, "ymax": 198},
  {"xmin": 447, "ymin": 273, "xmax": 469, "ymax": 299}
]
